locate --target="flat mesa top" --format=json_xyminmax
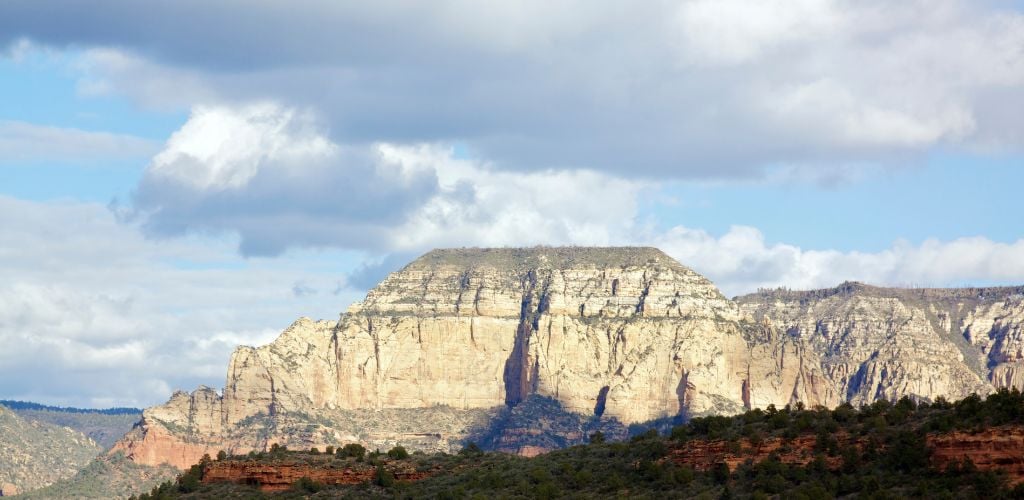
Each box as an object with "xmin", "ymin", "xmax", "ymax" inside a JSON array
[
  {"xmin": 736, "ymin": 281, "xmax": 1024, "ymax": 304},
  {"xmin": 403, "ymin": 247, "xmax": 689, "ymax": 272}
]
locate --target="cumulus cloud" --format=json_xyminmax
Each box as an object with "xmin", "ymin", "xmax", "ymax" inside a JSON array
[
  {"xmin": 4, "ymin": 1, "xmax": 1022, "ymax": 176},
  {"xmin": 0, "ymin": 120, "xmax": 158, "ymax": 164},
  {"xmin": 123, "ymin": 102, "xmax": 1024, "ymax": 298},
  {"xmin": 0, "ymin": 195, "xmax": 361, "ymax": 408},
  {"xmin": 127, "ymin": 103, "xmax": 647, "ymax": 256},
  {"xmin": 128, "ymin": 103, "xmax": 439, "ymax": 255},
  {"xmin": 654, "ymin": 225, "xmax": 1024, "ymax": 296}
]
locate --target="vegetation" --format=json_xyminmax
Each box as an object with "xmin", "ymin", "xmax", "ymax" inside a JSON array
[
  {"xmin": 0, "ymin": 400, "xmax": 141, "ymax": 415},
  {"xmin": 0, "ymin": 404, "xmax": 103, "ymax": 493},
  {"xmin": 124, "ymin": 389, "xmax": 1024, "ymax": 498},
  {"xmin": 1, "ymin": 400, "xmax": 142, "ymax": 448},
  {"xmin": 18, "ymin": 452, "xmax": 178, "ymax": 499}
]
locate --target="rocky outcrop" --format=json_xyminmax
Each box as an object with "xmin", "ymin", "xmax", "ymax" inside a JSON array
[
  {"xmin": 202, "ymin": 460, "xmax": 434, "ymax": 492},
  {"xmin": 929, "ymin": 426, "xmax": 1024, "ymax": 483},
  {"xmin": 737, "ymin": 283, "xmax": 1024, "ymax": 404},
  {"xmin": 113, "ymin": 248, "xmax": 1024, "ymax": 471},
  {"xmin": 666, "ymin": 425, "xmax": 1024, "ymax": 484}
]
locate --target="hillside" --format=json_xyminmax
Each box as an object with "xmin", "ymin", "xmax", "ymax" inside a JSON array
[
  {"xmin": 136, "ymin": 389, "xmax": 1024, "ymax": 499},
  {"xmin": 1, "ymin": 400, "xmax": 142, "ymax": 449},
  {"xmin": 18, "ymin": 452, "xmax": 179, "ymax": 500},
  {"xmin": 0, "ymin": 404, "xmax": 102, "ymax": 494}
]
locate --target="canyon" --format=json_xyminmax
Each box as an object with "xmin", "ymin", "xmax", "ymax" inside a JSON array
[{"xmin": 109, "ymin": 247, "xmax": 1024, "ymax": 471}]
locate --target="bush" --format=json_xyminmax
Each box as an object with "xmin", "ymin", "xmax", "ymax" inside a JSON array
[
  {"xmin": 387, "ymin": 445, "xmax": 409, "ymax": 459},
  {"xmin": 460, "ymin": 442, "xmax": 483, "ymax": 456},
  {"xmin": 375, "ymin": 464, "xmax": 396, "ymax": 487},
  {"xmin": 338, "ymin": 443, "xmax": 366, "ymax": 459},
  {"xmin": 292, "ymin": 476, "xmax": 324, "ymax": 493}
]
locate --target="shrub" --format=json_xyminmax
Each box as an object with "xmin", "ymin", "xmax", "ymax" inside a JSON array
[
  {"xmin": 292, "ymin": 476, "xmax": 323, "ymax": 493},
  {"xmin": 338, "ymin": 443, "xmax": 366, "ymax": 459},
  {"xmin": 460, "ymin": 442, "xmax": 483, "ymax": 456},
  {"xmin": 375, "ymin": 464, "xmax": 396, "ymax": 487},
  {"xmin": 387, "ymin": 445, "xmax": 409, "ymax": 459}
]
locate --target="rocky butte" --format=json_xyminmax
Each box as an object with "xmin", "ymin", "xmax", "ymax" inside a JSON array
[{"xmin": 111, "ymin": 247, "xmax": 1024, "ymax": 469}]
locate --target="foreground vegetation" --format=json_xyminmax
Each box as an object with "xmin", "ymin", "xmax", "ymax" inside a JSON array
[{"xmin": 138, "ymin": 390, "xmax": 1024, "ymax": 499}]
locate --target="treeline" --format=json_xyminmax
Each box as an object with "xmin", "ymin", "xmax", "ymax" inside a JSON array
[
  {"xmin": 128, "ymin": 389, "xmax": 1024, "ymax": 499},
  {"xmin": 0, "ymin": 399, "xmax": 141, "ymax": 415}
]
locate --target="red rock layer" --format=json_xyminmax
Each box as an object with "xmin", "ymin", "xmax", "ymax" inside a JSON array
[
  {"xmin": 666, "ymin": 425, "xmax": 1024, "ymax": 485},
  {"xmin": 929, "ymin": 426, "xmax": 1024, "ymax": 484},
  {"xmin": 201, "ymin": 461, "xmax": 433, "ymax": 492},
  {"xmin": 109, "ymin": 421, "xmax": 225, "ymax": 470}
]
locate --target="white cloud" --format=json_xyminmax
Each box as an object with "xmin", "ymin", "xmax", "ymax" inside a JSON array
[
  {"xmin": 129, "ymin": 103, "xmax": 646, "ymax": 256},
  {"xmin": 654, "ymin": 225, "xmax": 1024, "ymax": 296},
  {"xmin": 149, "ymin": 103, "xmax": 335, "ymax": 190},
  {"xmin": 0, "ymin": 120, "xmax": 159, "ymax": 164},
  {"xmin": 8, "ymin": 0, "xmax": 1022, "ymax": 176},
  {"xmin": 0, "ymin": 195, "xmax": 362, "ymax": 408}
]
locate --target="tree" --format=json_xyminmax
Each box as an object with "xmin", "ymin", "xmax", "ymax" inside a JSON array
[
  {"xmin": 387, "ymin": 445, "xmax": 409, "ymax": 459},
  {"xmin": 338, "ymin": 443, "xmax": 366, "ymax": 459},
  {"xmin": 589, "ymin": 431, "xmax": 605, "ymax": 444},
  {"xmin": 375, "ymin": 464, "xmax": 395, "ymax": 487},
  {"xmin": 216, "ymin": 450, "xmax": 227, "ymax": 461},
  {"xmin": 460, "ymin": 442, "xmax": 483, "ymax": 456}
]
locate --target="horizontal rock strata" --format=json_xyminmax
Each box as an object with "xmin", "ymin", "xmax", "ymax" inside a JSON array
[{"xmin": 111, "ymin": 248, "xmax": 1024, "ymax": 471}]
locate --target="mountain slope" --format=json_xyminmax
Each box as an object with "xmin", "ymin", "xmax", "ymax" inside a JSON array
[
  {"xmin": 2, "ymin": 401, "xmax": 142, "ymax": 449},
  {"xmin": 0, "ymin": 404, "xmax": 102, "ymax": 494}
]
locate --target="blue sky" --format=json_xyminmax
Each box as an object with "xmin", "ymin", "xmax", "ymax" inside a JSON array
[{"xmin": 1, "ymin": 0, "xmax": 1023, "ymax": 407}]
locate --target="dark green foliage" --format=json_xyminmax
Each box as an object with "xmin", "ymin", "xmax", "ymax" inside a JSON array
[
  {"xmin": 459, "ymin": 441, "xmax": 482, "ymax": 456},
  {"xmin": 337, "ymin": 442, "xmax": 366, "ymax": 459},
  {"xmin": 0, "ymin": 400, "xmax": 141, "ymax": 415},
  {"xmin": 386, "ymin": 445, "xmax": 409, "ymax": 459},
  {"xmin": 374, "ymin": 464, "xmax": 395, "ymax": 487},
  {"xmin": 291, "ymin": 476, "xmax": 323, "ymax": 493},
  {"xmin": 120, "ymin": 389, "xmax": 1024, "ymax": 499}
]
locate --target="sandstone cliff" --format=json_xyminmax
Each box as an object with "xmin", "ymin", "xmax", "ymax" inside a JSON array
[
  {"xmin": 737, "ymin": 282, "xmax": 1024, "ymax": 404},
  {"xmin": 113, "ymin": 248, "xmax": 1024, "ymax": 470}
]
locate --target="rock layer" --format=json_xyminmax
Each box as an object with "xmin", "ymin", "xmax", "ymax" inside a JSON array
[{"xmin": 113, "ymin": 248, "xmax": 1024, "ymax": 470}]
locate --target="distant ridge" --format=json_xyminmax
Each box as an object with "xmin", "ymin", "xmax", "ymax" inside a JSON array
[
  {"xmin": 0, "ymin": 400, "xmax": 141, "ymax": 416},
  {"xmin": 736, "ymin": 280, "xmax": 1024, "ymax": 303}
]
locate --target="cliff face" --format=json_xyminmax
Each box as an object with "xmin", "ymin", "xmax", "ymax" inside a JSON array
[
  {"xmin": 113, "ymin": 248, "xmax": 1024, "ymax": 470},
  {"xmin": 737, "ymin": 283, "xmax": 1024, "ymax": 404}
]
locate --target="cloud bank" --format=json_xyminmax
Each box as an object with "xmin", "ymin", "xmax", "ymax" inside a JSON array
[{"xmin": 4, "ymin": 0, "xmax": 1023, "ymax": 177}]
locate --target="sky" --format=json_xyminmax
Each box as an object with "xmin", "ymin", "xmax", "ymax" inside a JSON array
[{"xmin": 1, "ymin": 0, "xmax": 1023, "ymax": 408}]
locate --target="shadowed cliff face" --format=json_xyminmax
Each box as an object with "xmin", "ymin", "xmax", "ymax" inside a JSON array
[
  {"xmin": 110, "ymin": 248, "xmax": 1024, "ymax": 471},
  {"xmin": 736, "ymin": 282, "xmax": 1024, "ymax": 405}
]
